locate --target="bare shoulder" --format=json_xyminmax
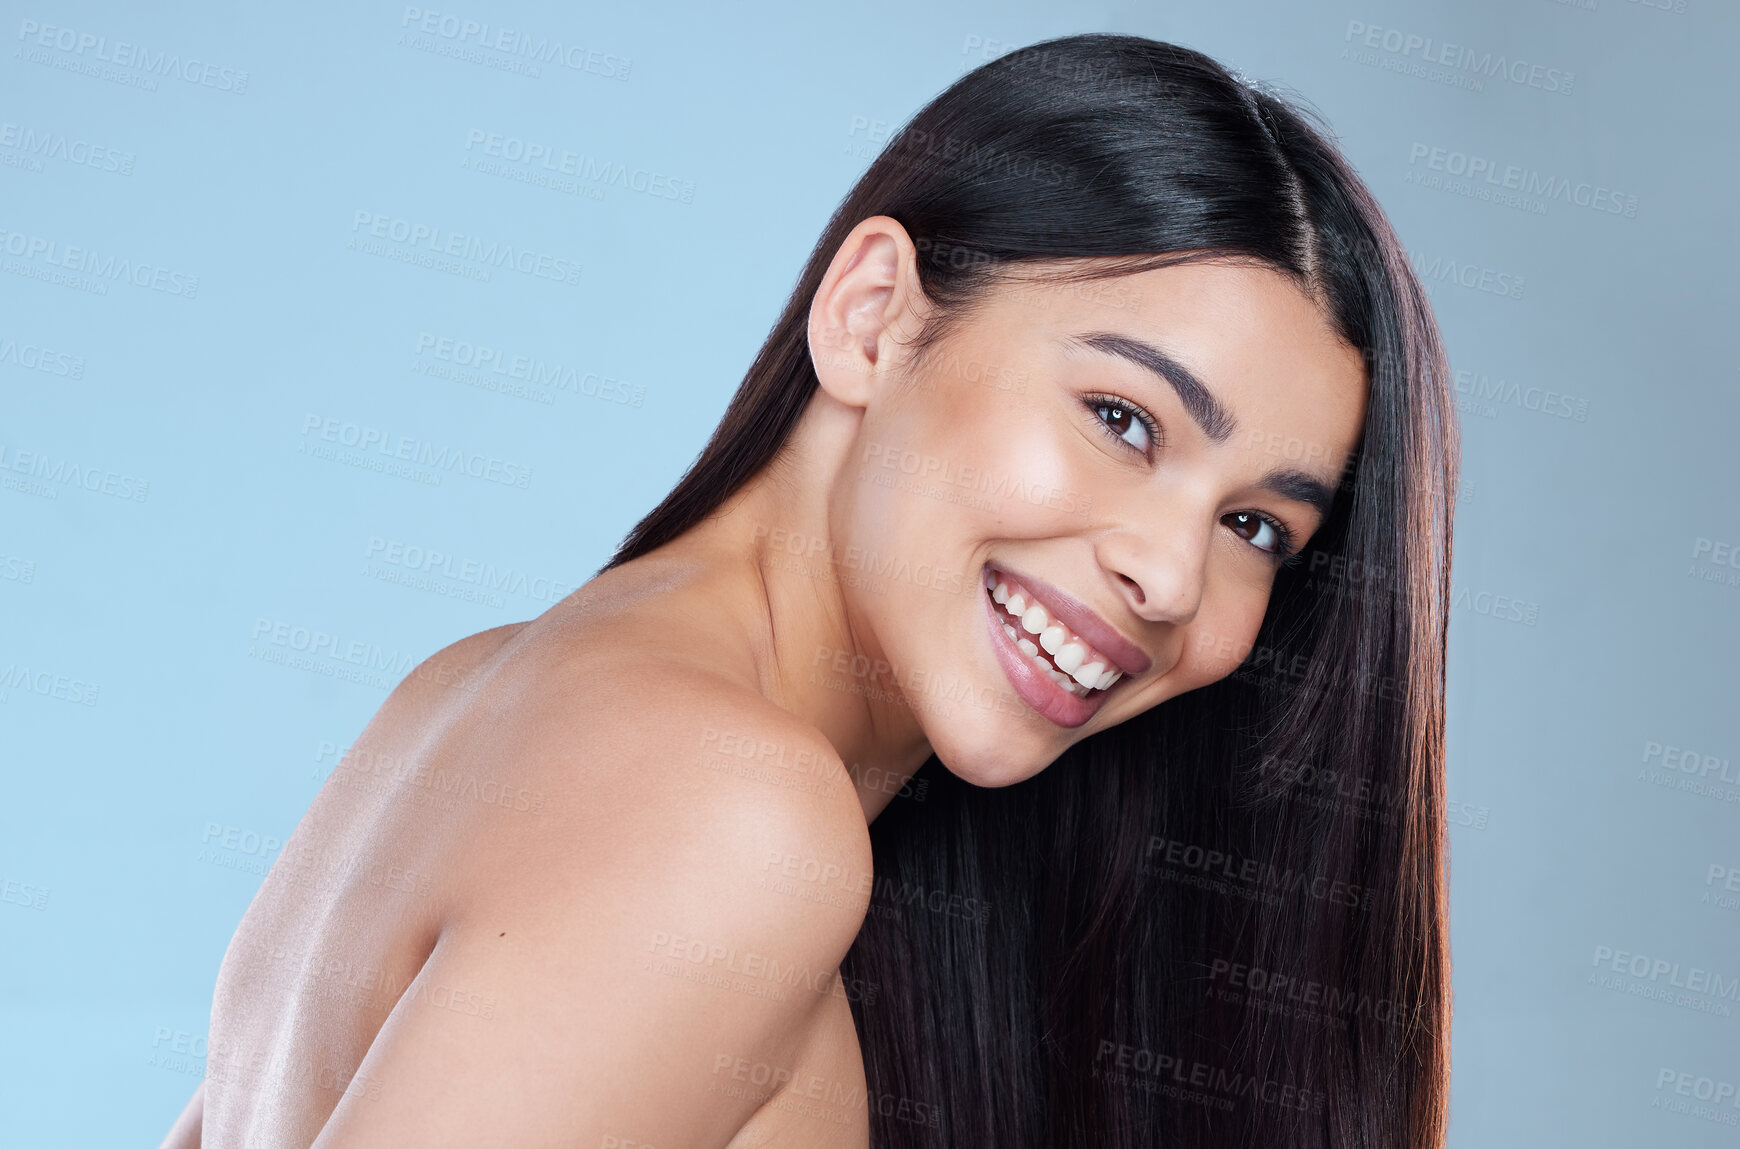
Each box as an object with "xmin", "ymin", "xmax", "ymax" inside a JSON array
[
  {"xmin": 389, "ymin": 619, "xmax": 531, "ymax": 703},
  {"xmin": 447, "ymin": 625, "xmax": 874, "ymax": 945},
  {"xmin": 306, "ymin": 618, "xmax": 874, "ymax": 1146},
  {"xmin": 360, "ymin": 592, "xmax": 872, "ymax": 942}
]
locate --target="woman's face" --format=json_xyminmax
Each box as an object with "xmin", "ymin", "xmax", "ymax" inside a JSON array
[{"xmin": 824, "ymin": 246, "xmax": 1369, "ymax": 788}]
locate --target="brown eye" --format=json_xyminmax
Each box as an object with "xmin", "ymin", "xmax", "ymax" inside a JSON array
[
  {"xmin": 1085, "ymin": 394, "xmax": 1156, "ymax": 455},
  {"xmin": 1223, "ymin": 511, "xmax": 1286, "ymax": 555}
]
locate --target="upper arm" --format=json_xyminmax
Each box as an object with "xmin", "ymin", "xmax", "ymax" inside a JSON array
[{"xmin": 308, "ymin": 683, "xmax": 871, "ymax": 1148}]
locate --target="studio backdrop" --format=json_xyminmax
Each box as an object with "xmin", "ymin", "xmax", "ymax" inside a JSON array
[{"xmin": 1, "ymin": 1, "xmax": 1736, "ymax": 1145}]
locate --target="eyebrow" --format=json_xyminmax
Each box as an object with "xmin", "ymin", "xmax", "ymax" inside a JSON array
[
  {"xmin": 1062, "ymin": 331, "xmax": 1237, "ymax": 444},
  {"xmin": 1258, "ymin": 470, "xmax": 1337, "ymax": 519},
  {"xmin": 1063, "ymin": 330, "xmax": 1340, "ymax": 519}
]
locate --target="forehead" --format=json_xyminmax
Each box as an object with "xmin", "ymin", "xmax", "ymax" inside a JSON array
[{"xmin": 975, "ymin": 258, "xmax": 1369, "ymax": 453}]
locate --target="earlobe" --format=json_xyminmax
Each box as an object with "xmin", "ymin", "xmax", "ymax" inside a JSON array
[{"xmin": 808, "ymin": 216, "xmax": 928, "ymax": 408}]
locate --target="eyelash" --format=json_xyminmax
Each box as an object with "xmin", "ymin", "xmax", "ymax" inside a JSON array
[
  {"xmin": 1240, "ymin": 512, "xmax": 1303, "ymax": 565},
  {"xmin": 1082, "ymin": 391, "xmax": 1162, "ymax": 455},
  {"xmin": 1081, "ymin": 390, "xmax": 1302, "ymax": 565}
]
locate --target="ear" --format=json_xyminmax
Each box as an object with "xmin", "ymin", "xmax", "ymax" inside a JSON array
[{"xmin": 807, "ymin": 216, "xmax": 930, "ymax": 408}]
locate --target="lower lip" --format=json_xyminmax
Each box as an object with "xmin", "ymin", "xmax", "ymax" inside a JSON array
[{"xmin": 981, "ymin": 573, "xmax": 1112, "ymax": 729}]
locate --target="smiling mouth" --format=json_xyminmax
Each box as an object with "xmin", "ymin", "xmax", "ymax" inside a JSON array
[{"xmin": 982, "ymin": 568, "xmax": 1125, "ymax": 698}]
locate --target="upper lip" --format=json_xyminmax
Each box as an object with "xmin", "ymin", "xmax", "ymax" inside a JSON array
[{"xmin": 986, "ymin": 562, "xmax": 1153, "ymax": 678}]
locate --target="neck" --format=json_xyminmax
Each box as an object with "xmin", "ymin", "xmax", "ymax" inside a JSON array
[{"xmin": 656, "ymin": 389, "xmax": 935, "ymax": 826}]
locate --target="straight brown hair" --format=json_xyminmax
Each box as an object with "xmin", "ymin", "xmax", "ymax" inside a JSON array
[{"xmin": 602, "ymin": 34, "xmax": 1456, "ymax": 1147}]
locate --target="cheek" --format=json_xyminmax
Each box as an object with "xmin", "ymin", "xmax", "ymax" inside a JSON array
[
  {"xmin": 1177, "ymin": 594, "xmax": 1271, "ymax": 688},
  {"xmin": 841, "ymin": 394, "xmax": 1019, "ymax": 566}
]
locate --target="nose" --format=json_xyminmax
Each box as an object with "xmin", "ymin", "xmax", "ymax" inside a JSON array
[{"xmin": 1098, "ymin": 513, "xmax": 1211, "ymax": 627}]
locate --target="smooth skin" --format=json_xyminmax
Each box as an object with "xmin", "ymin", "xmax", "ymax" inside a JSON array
[{"xmin": 161, "ymin": 216, "xmax": 1366, "ymax": 1148}]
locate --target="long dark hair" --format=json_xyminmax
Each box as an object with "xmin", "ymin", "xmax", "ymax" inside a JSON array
[{"xmin": 600, "ymin": 34, "xmax": 1455, "ymax": 1148}]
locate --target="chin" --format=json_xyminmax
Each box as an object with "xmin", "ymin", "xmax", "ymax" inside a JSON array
[{"xmin": 929, "ymin": 739, "xmax": 1048, "ymax": 790}]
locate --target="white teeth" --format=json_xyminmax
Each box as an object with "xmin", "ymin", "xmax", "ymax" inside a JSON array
[
  {"xmin": 983, "ymin": 568, "xmax": 998, "ymax": 591},
  {"xmin": 989, "ymin": 575, "xmax": 1128, "ymax": 697},
  {"xmin": 1071, "ymin": 660, "xmax": 1105, "ymax": 689}
]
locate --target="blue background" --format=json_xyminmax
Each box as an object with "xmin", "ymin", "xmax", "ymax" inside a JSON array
[{"xmin": 2, "ymin": 1, "xmax": 1737, "ymax": 1145}]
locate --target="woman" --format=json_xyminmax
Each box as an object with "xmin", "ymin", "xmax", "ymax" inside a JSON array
[{"xmin": 161, "ymin": 33, "xmax": 1455, "ymax": 1149}]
